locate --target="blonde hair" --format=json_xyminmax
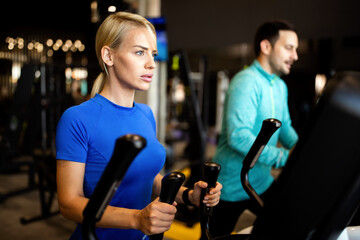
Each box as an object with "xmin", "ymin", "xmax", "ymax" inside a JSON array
[{"xmin": 90, "ymin": 12, "xmax": 156, "ymax": 98}]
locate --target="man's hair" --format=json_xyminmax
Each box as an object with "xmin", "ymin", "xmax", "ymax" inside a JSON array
[{"xmin": 254, "ymin": 20, "xmax": 297, "ymax": 56}]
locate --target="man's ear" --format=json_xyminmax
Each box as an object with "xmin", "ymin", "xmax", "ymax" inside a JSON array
[
  {"xmin": 260, "ymin": 39, "xmax": 272, "ymax": 56},
  {"xmin": 101, "ymin": 46, "xmax": 113, "ymax": 66}
]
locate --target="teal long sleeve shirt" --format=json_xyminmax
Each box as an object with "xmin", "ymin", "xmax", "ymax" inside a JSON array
[{"xmin": 213, "ymin": 60, "xmax": 298, "ymax": 202}]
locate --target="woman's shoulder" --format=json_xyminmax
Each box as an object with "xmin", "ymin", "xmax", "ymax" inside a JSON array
[
  {"xmin": 135, "ymin": 103, "xmax": 156, "ymax": 129},
  {"xmin": 135, "ymin": 102, "xmax": 153, "ymax": 116},
  {"xmin": 60, "ymin": 98, "xmax": 102, "ymax": 123}
]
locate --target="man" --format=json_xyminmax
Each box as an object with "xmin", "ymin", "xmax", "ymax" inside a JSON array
[{"xmin": 209, "ymin": 20, "xmax": 299, "ymax": 237}]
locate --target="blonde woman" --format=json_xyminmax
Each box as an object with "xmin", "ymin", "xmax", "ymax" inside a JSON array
[{"xmin": 56, "ymin": 11, "xmax": 222, "ymax": 240}]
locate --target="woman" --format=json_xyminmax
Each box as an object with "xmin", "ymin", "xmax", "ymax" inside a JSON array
[{"xmin": 56, "ymin": 11, "xmax": 222, "ymax": 240}]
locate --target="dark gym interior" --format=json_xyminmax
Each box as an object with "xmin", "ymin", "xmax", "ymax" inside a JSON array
[{"xmin": 1, "ymin": 0, "xmax": 360, "ymax": 239}]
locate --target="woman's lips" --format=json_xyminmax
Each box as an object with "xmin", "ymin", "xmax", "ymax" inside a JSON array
[{"xmin": 141, "ymin": 74, "xmax": 153, "ymax": 82}]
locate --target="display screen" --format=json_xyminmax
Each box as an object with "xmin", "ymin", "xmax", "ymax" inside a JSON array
[{"xmin": 147, "ymin": 17, "xmax": 168, "ymax": 61}]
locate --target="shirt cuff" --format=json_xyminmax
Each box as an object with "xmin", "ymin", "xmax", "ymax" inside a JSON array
[
  {"xmin": 276, "ymin": 149, "xmax": 283, "ymax": 168},
  {"xmin": 275, "ymin": 148, "xmax": 289, "ymax": 168}
]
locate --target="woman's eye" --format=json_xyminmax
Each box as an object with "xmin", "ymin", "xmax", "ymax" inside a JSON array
[
  {"xmin": 153, "ymin": 52, "xmax": 159, "ymax": 58},
  {"xmin": 136, "ymin": 51, "xmax": 144, "ymax": 56}
]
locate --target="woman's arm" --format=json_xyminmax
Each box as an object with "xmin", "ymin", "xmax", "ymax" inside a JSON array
[
  {"xmin": 152, "ymin": 173, "xmax": 163, "ymax": 199},
  {"xmin": 57, "ymin": 160, "xmax": 176, "ymax": 235},
  {"xmin": 56, "ymin": 160, "xmax": 88, "ymax": 222}
]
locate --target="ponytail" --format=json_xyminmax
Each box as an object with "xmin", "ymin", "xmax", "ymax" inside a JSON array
[{"xmin": 90, "ymin": 72, "xmax": 106, "ymax": 98}]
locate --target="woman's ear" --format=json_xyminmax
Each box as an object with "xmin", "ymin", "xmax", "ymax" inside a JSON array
[
  {"xmin": 101, "ymin": 46, "xmax": 113, "ymax": 67},
  {"xmin": 260, "ymin": 39, "xmax": 272, "ymax": 56}
]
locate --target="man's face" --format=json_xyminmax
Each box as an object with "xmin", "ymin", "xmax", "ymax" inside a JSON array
[{"xmin": 268, "ymin": 30, "xmax": 298, "ymax": 75}]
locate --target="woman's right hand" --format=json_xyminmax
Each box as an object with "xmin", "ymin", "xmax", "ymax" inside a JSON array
[{"xmin": 135, "ymin": 197, "xmax": 177, "ymax": 235}]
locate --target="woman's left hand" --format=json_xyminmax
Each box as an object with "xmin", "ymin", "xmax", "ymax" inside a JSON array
[{"xmin": 190, "ymin": 181, "xmax": 222, "ymax": 207}]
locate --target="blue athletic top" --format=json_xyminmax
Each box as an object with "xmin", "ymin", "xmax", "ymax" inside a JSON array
[
  {"xmin": 213, "ymin": 60, "xmax": 298, "ymax": 202},
  {"xmin": 56, "ymin": 94, "xmax": 166, "ymax": 240}
]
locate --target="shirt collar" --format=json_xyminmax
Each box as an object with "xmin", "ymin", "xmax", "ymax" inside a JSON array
[
  {"xmin": 93, "ymin": 93, "xmax": 137, "ymax": 113},
  {"xmin": 253, "ymin": 60, "xmax": 279, "ymax": 84}
]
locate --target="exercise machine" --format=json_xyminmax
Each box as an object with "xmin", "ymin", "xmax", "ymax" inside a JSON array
[
  {"xmin": 200, "ymin": 118, "xmax": 281, "ymax": 240},
  {"xmin": 203, "ymin": 71, "xmax": 360, "ymax": 239},
  {"xmin": 81, "ymin": 133, "xmax": 186, "ymax": 240},
  {"xmin": 0, "ymin": 64, "xmax": 38, "ymax": 203},
  {"xmin": 82, "ymin": 71, "xmax": 360, "ymax": 239}
]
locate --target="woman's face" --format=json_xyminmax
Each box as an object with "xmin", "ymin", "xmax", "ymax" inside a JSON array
[{"xmin": 110, "ymin": 26, "xmax": 157, "ymax": 92}]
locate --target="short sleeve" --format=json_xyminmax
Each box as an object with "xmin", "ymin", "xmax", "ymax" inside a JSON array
[
  {"xmin": 55, "ymin": 107, "xmax": 89, "ymax": 163},
  {"xmin": 136, "ymin": 103, "xmax": 157, "ymax": 134}
]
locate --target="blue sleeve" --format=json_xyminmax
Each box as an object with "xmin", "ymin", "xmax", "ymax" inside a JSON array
[
  {"xmin": 137, "ymin": 103, "xmax": 157, "ymax": 134},
  {"xmin": 55, "ymin": 107, "xmax": 89, "ymax": 163}
]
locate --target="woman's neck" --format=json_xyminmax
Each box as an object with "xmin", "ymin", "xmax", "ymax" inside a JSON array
[{"xmin": 100, "ymin": 84, "xmax": 135, "ymax": 107}]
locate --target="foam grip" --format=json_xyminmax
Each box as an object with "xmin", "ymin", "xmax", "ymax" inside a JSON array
[
  {"xmin": 201, "ymin": 162, "xmax": 221, "ymax": 216},
  {"xmin": 160, "ymin": 172, "xmax": 186, "ymax": 204},
  {"xmin": 149, "ymin": 172, "xmax": 185, "ymax": 240}
]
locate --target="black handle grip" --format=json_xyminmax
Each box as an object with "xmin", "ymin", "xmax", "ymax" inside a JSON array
[
  {"xmin": 82, "ymin": 134, "xmax": 147, "ymax": 240},
  {"xmin": 200, "ymin": 162, "xmax": 221, "ymax": 240},
  {"xmin": 160, "ymin": 172, "xmax": 186, "ymax": 204},
  {"xmin": 149, "ymin": 172, "xmax": 185, "ymax": 240},
  {"xmin": 241, "ymin": 118, "xmax": 281, "ymax": 209},
  {"xmin": 201, "ymin": 162, "xmax": 221, "ymax": 216}
]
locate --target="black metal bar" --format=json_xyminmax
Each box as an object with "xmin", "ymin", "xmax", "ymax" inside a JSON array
[
  {"xmin": 149, "ymin": 172, "xmax": 185, "ymax": 240},
  {"xmin": 240, "ymin": 118, "xmax": 281, "ymax": 210},
  {"xmin": 82, "ymin": 134, "xmax": 147, "ymax": 240},
  {"xmin": 200, "ymin": 162, "xmax": 221, "ymax": 240}
]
